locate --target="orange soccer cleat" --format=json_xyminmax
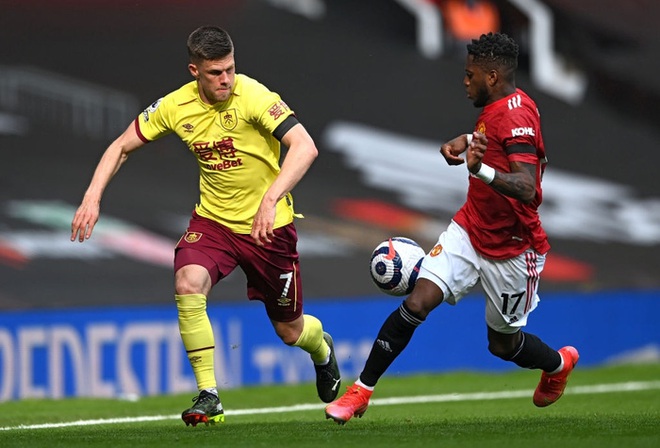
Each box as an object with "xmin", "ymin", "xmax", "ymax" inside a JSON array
[
  {"xmin": 325, "ymin": 384, "xmax": 373, "ymax": 425},
  {"xmin": 533, "ymin": 346, "xmax": 580, "ymax": 407}
]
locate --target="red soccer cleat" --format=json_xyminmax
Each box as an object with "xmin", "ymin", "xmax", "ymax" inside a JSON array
[
  {"xmin": 325, "ymin": 384, "xmax": 373, "ymax": 425},
  {"xmin": 533, "ymin": 346, "xmax": 580, "ymax": 407}
]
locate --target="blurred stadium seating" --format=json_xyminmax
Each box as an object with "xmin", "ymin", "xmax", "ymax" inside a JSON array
[{"xmin": 0, "ymin": 0, "xmax": 658, "ymax": 303}]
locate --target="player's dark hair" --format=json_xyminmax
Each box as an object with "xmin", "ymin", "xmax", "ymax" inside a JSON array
[
  {"xmin": 187, "ymin": 25, "xmax": 234, "ymax": 62},
  {"xmin": 467, "ymin": 32, "xmax": 518, "ymax": 80}
]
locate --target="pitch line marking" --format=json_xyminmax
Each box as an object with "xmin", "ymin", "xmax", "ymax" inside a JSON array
[{"xmin": 1, "ymin": 380, "xmax": 659, "ymax": 431}]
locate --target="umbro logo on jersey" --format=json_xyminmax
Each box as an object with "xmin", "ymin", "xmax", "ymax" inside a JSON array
[
  {"xmin": 182, "ymin": 123, "xmax": 194, "ymax": 133},
  {"xmin": 277, "ymin": 297, "xmax": 292, "ymax": 307}
]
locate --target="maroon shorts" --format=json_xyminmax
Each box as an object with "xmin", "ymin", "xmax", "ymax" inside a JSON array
[{"xmin": 174, "ymin": 212, "xmax": 303, "ymax": 322}]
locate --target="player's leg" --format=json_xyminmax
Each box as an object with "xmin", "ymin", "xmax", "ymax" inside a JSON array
[
  {"xmin": 174, "ymin": 217, "xmax": 237, "ymax": 426},
  {"xmin": 361, "ymin": 278, "xmax": 443, "ymax": 386},
  {"xmin": 325, "ymin": 221, "xmax": 481, "ymax": 424},
  {"xmin": 271, "ymin": 314, "xmax": 341, "ymax": 403},
  {"xmin": 241, "ymin": 223, "xmax": 341, "ymax": 403},
  {"xmin": 480, "ymin": 250, "xmax": 579, "ymax": 407},
  {"xmin": 175, "ymin": 263, "xmax": 226, "ymax": 426},
  {"xmin": 324, "ymin": 279, "xmax": 443, "ymax": 424}
]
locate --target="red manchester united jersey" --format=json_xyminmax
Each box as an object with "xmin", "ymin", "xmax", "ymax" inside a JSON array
[{"xmin": 453, "ymin": 89, "xmax": 550, "ymax": 259}]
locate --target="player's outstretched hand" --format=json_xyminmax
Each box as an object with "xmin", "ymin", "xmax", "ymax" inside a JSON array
[{"xmin": 71, "ymin": 201, "xmax": 100, "ymax": 242}]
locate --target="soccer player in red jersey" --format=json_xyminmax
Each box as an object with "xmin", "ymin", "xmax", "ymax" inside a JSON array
[
  {"xmin": 325, "ymin": 32, "xmax": 578, "ymax": 425},
  {"xmin": 70, "ymin": 25, "xmax": 340, "ymax": 426}
]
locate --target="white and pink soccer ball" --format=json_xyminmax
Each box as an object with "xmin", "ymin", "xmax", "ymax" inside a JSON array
[{"xmin": 369, "ymin": 237, "xmax": 425, "ymax": 296}]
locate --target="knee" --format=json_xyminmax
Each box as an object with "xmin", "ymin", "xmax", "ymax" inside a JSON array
[
  {"xmin": 488, "ymin": 340, "xmax": 514, "ymax": 360},
  {"xmin": 273, "ymin": 318, "xmax": 304, "ymax": 346},
  {"xmin": 278, "ymin": 326, "xmax": 301, "ymax": 346},
  {"xmin": 403, "ymin": 299, "xmax": 429, "ymax": 320},
  {"xmin": 403, "ymin": 279, "xmax": 444, "ymax": 319},
  {"xmin": 487, "ymin": 332, "xmax": 521, "ymax": 360},
  {"xmin": 175, "ymin": 279, "xmax": 194, "ymax": 296},
  {"xmin": 404, "ymin": 294, "xmax": 438, "ymax": 320},
  {"xmin": 175, "ymin": 265, "xmax": 211, "ymax": 295}
]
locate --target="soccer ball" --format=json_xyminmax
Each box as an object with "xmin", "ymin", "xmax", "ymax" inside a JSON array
[{"xmin": 369, "ymin": 237, "xmax": 425, "ymax": 296}]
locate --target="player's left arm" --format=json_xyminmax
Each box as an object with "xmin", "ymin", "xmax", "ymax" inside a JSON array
[
  {"xmin": 251, "ymin": 121, "xmax": 319, "ymax": 246},
  {"xmin": 467, "ymin": 142, "xmax": 537, "ymax": 204},
  {"xmin": 491, "ymin": 148, "xmax": 537, "ymax": 204}
]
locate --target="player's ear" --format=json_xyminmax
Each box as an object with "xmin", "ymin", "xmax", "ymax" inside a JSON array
[
  {"xmin": 188, "ymin": 63, "xmax": 200, "ymax": 79},
  {"xmin": 487, "ymin": 69, "xmax": 498, "ymax": 87}
]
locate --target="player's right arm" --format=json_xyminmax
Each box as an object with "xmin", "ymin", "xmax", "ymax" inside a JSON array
[{"xmin": 70, "ymin": 122, "xmax": 145, "ymax": 242}]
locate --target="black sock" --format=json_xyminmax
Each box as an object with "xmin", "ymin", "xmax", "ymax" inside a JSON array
[
  {"xmin": 509, "ymin": 332, "xmax": 561, "ymax": 372},
  {"xmin": 359, "ymin": 301, "xmax": 424, "ymax": 387}
]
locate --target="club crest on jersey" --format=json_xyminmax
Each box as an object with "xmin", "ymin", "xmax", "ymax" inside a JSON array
[
  {"xmin": 429, "ymin": 244, "xmax": 443, "ymax": 257},
  {"xmin": 219, "ymin": 108, "xmax": 237, "ymax": 131},
  {"xmin": 476, "ymin": 121, "xmax": 486, "ymax": 135},
  {"xmin": 184, "ymin": 232, "xmax": 203, "ymax": 243}
]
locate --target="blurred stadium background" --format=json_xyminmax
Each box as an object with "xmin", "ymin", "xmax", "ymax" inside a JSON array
[{"xmin": 0, "ymin": 0, "xmax": 658, "ymax": 400}]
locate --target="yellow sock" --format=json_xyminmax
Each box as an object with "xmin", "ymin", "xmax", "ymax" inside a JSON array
[
  {"xmin": 293, "ymin": 314, "xmax": 329, "ymax": 365},
  {"xmin": 176, "ymin": 293, "xmax": 216, "ymax": 390}
]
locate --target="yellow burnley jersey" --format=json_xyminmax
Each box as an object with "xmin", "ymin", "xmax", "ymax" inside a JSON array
[{"xmin": 135, "ymin": 74, "xmax": 296, "ymax": 234}]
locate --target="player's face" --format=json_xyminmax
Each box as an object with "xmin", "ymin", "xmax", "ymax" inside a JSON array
[
  {"xmin": 464, "ymin": 55, "xmax": 490, "ymax": 108},
  {"xmin": 189, "ymin": 54, "xmax": 236, "ymax": 104}
]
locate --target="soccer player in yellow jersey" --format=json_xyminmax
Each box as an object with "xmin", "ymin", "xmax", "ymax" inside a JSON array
[{"xmin": 70, "ymin": 25, "xmax": 341, "ymax": 427}]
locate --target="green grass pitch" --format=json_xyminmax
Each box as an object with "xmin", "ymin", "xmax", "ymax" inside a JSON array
[{"xmin": 1, "ymin": 363, "xmax": 658, "ymax": 448}]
